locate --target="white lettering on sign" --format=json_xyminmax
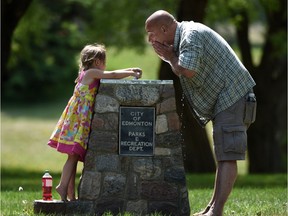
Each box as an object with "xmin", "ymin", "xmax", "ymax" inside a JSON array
[
  {"xmin": 122, "ymin": 121, "xmax": 153, "ymax": 126},
  {"xmin": 120, "ymin": 141, "xmax": 153, "ymax": 147},
  {"xmin": 128, "ymin": 131, "xmax": 145, "ymax": 137},
  {"xmin": 129, "ymin": 146, "xmax": 143, "ymax": 151},
  {"xmin": 130, "ymin": 112, "xmax": 144, "ymax": 117}
]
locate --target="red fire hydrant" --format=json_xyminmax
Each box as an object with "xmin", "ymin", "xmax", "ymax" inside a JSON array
[{"xmin": 42, "ymin": 170, "xmax": 53, "ymax": 201}]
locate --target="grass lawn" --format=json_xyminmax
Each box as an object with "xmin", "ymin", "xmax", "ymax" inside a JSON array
[{"xmin": 1, "ymin": 168, "xmax": 287, "ymax": 215}]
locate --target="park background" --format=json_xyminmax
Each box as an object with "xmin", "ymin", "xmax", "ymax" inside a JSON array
[{"xmin": 1, "ymin": 0, "xmax": 287, "ymax": 215}]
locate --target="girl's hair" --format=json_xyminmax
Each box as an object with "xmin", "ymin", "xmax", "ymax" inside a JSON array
[
  {"xmin": 75, "ymin": 43, "xmax": 106, "ymax": 82},
  {"xmin": 79, "ymin": 43, "xmax": 106, "ymax": 70}
]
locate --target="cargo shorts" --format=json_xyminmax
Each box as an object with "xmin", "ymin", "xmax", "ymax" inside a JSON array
[{"xmin": 212, "ymin": 94, "xmax": 255, "ymax": 161}]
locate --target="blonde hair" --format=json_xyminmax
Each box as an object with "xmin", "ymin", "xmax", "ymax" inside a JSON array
[
  {"xmin": 75, "ymin": 43, "xmax": 106, "ymax": 82},
  {"xmin": 79, "ymin": 43, "xmax": 106, "ymax": 70}
]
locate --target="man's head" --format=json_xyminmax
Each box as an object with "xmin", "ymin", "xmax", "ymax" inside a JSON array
[{"xmin": 145, "ymin": 10, "xmax": 177, "ymax": 45}]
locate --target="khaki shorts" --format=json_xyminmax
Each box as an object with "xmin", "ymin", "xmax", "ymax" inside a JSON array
[{"xmin": 212, "ymin": 96, "xmax": 249, "ymax": 161}]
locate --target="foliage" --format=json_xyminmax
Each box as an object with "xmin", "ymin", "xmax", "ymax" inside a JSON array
[{"xmin": 4, "ymin": 0, "xmax": 178, "ymax": 102}]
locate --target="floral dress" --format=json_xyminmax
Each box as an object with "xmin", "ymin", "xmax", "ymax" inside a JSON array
[{"xmin": 48, "ymin": 71, "xmax": 100, "ymax": 162}]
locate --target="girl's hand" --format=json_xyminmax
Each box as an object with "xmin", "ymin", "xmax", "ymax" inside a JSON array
[{"xmin": 130, "ymin": 68, "xmax": 142, "ymax": 79}]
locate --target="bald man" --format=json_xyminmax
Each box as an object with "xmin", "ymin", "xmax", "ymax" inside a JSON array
[{"xmin": 145, "ymin": 10, "xmax": 256, "ymax": 216}]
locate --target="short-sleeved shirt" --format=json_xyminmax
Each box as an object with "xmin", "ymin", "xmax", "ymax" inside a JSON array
[{"xmin": 174, "ymin": 21, "xmax": 256, "ymax": 126}]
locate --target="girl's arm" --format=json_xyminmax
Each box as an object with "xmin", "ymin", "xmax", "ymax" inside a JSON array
[{"xmin": 81, "ymin": 68, "xmax": 142, "ymax": 85}]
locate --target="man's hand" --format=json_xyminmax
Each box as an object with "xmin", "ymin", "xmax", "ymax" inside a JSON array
[
  {"xmin": 152, "ymin": 41, "xmax": 176, "ymax": 63},
  {"xmin": 152, "ymin": 41, "xmax": 196, "ymax": 78}
]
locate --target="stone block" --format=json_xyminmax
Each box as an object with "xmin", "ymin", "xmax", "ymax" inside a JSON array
[
  {"xmin": 167, "ymin": 112, "xmax": 181, "ymax": 131},
  {"xmin": 126, "ymin": 200, "xmax": 147, "ymax": 215},
  {"xmin": 133, "ymin": 158, "xmax": 162, "ymax": 180},
  {"xmin": 95, "ymin": 199, "xmax": 124, "ymax": 216},
  {"xmin": 154, "ymin": 147, "xmax": 171, "ymax": 156},
  {"xmin": 157, "ymin": 97, "xmax": 176, "ymax": 114},
  {"xmin": 94, "ymin": 94, "xmax": 119, "ymax": 113},
  {"xmin": 66, "ymin": 200, "xmax": 94, "ymax": 215},
  {"xmin": 164, "ymin": 166, "xmax": 186, "ymax": 185},
  {"xmin": 91, "ymin": 113, "xmax": 118, "ymax": 131},
  {"xmin": 83, "ymin": 151, "xmax": 97, "ymax": 171},
  {"xmin": 156, "ymin": 114, "xmax": 168, "ymax": 134},
  {"xmin": 88, "ymin": 131, "xmax": 118, "ymax": 153},
  {"xmin": 91, "ymin": 115, "xmax": 105, "ymax": 129},
  {"xmin": 161, "ymin": 84, "xmax": 175, "ymax": 99},
  {"xmin": 126, "ymin": 173, "xmax": 139, "ymax": 200},
  {"xmin": 34, "ymin": 200, "xmax": 66, "ymax": 215},
  {"xmin": 78, "ymin": 171, "xmax": 101, "ymax": 200},
  {"xmin": 115, "ymin": 85, "xmax": 160, "ymax": 106},
  {"xmin": 97, "ymin": 84, "xmax": 116, "ymax": 97},
  {"xmin": 155, "ymin": 131, "xmax": 181, "ymax": 147},
  {"xmin": 102, "ymin": 173, "xmax": 126, "ymax": 197},
  {"xmin": 95, "ymin": 155, "xmax": 120, "ymax": 172},
  {"xmin": 141, "ymin": 181, "xmax": 178, "ymax": 201}
]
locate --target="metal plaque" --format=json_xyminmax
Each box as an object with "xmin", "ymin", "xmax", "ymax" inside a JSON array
[{"xmin": 119, "ymin": 107, "xmax": 155, "ymax": 156}]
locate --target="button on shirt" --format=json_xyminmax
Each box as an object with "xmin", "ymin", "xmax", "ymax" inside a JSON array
[{"xmin": 174, "ymin": 21, "xmax": 256, "ymax": 125}]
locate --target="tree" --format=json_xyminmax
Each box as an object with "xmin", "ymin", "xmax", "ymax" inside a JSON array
[
  {"xmin": 2, "ymin": 0, "xmax": 178, "ymax": 101},
  {"xmin": 240, "ymin": 0, "xmax": 287, "ymax": 172},
  {"xmin": 1, "ymin": 0, "xmax": 33, "ymax": 84}
]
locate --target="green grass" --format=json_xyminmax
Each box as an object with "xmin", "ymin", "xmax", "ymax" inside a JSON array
[
  {"xmin": 1, "ymin": 48, "xmax": 287, "ymax": 215},
  {"xmin": 1, "ymin": 169, "xmax": 287, "ymax": 215}
]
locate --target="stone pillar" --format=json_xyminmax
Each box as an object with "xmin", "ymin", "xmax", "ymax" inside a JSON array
[{"xmin": 78, "ymin": 80, "xmax": 190, "ymax": 216}]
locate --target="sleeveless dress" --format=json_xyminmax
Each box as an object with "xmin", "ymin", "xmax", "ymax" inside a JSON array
[{"xmin": 48, "ymin": 71, "xmax": 100, "ymax": 162}]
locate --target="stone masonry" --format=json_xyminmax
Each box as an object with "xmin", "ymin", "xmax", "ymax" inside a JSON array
[{"xmin": 78, "ymin": 79, "xmax": 190, "ymax": 215}]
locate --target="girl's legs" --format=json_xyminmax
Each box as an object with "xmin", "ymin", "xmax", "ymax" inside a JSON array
[
  {"xmin": 67, "ymin": 164, "xmax": 77, "ymax": 201},
  {"xmin": 56, "ymin": 154, "xmax": 79, "ymax": 201}
]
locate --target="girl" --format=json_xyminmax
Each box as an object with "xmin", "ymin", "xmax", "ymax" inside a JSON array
[{"xmin": 48, "ymin": 43, "xmax": 142, "ymax": 201}]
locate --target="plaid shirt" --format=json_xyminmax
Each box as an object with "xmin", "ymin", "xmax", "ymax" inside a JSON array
[{"xmin": 174, "ymin": 21, "xmax": 256, "ymax": 126}]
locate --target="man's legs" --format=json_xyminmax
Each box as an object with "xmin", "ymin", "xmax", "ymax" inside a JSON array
[
  {"xmin": 194, "ymin": 95, "xmax": 248, "ymax": 216},
  {"xmin": 204, "ymin": 160, "xmax": 237, "ymax": 216},
  {"xmin": 193, "ymin": 160, "xmax": 237, "ymax": 216}
]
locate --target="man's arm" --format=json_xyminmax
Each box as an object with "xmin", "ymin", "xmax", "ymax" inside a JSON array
[{"xmin": 152, "ymin": 41, "xmax": 196, "ymax": 78}]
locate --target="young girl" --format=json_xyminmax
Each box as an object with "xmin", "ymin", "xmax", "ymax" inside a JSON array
[{"xmin": 48, "ymin": 43, "xmax": 142, "ymax": 201}]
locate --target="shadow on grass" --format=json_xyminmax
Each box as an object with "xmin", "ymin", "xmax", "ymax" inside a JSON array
[
  {"xmin": 2, "ymin": 168, "xmax": 287, "ymax": 192},
  {"xmin": 1, "ymin": 168, "xmax": 63, "ymax": 192}
]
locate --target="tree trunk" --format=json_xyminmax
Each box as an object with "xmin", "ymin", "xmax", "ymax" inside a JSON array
[
  {"xmin": 1, "ymin": 0, "xmax": 33, "ymax": 83},
  {"xmin": 235, "ymin": 0, "xmax": 287, "ymax": 173},
  {"xmin": 159, "ymin": 0, "xmax": 215, "ymax": 173},
  {"xmin": 249, "ymin": 0, "xmax": 287, "ymax": 172}
]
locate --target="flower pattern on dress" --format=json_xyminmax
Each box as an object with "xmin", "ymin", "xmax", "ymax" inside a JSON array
[{"xmin": 48, "ymin": 71, "xmax": 100, "ymax": 162}]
